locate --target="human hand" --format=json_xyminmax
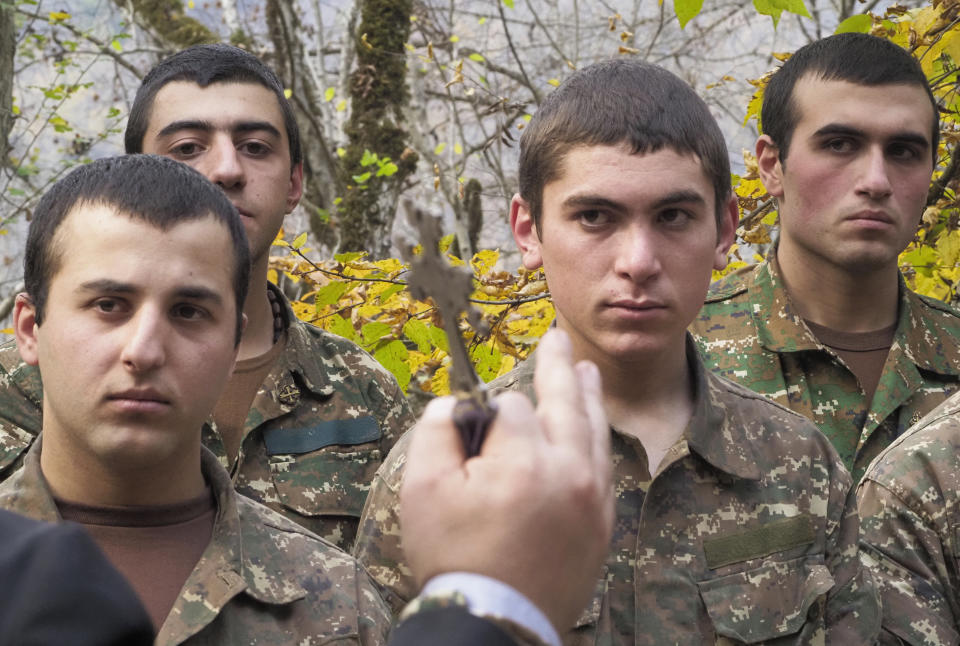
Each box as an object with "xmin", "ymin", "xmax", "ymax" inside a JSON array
[{"xmin": 400, "ymin": 328, "xmax": 613, "ymax": 633}]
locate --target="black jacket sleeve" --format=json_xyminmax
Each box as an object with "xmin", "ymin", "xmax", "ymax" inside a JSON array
[
  {"xmin": 389, "ymin": 606, "xmax": 520, "ymax": 646},
  {"xmin": 0, "ymin": 509, "xmax": 154, "ymax": 646}
]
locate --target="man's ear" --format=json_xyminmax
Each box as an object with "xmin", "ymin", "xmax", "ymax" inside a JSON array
[
  {"xmin": 756, "ymin": 135, "xmax": 785, "ymax": 199},
  {"xmin": 510, "ymin": 194, "xmax": 543, "ymax": 271},
  {"xmin": 13, "ymin": 293, "xmax": 40, "ymax": 367},
  {"xmin": 285, "ymin": 162, "xmax": 304, "ymax": 213},
  {"xmin": 714, "ymin": 195, "xmax": 740, "ymax": 271}
]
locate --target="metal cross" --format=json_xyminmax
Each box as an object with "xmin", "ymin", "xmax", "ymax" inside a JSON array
[{"xmin": 402, "ymin": 201, "xmax": 497, "ymax": 456}]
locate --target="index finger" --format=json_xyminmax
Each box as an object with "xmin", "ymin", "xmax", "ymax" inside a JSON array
[{"xmin": 532, "ymin": 328, "xmax": 595, "ymax": 454}]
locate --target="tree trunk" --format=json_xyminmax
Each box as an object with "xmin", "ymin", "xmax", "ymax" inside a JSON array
[
  {"xmin": 337, "ymin": 0, "xmax": 417, "ymax": 257},
  {"xmin": 0, "ymin": 1, "xmax": 15, "ymax": 165}
]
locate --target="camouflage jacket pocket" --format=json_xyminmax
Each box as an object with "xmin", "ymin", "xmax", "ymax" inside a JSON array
[
  {"xmin": 697, "ymin": 555, "xmax": 835, "ymax": 644},
  {"xmin": 265, "ymin": 416, "xmax": 384, "ymax": 518}
]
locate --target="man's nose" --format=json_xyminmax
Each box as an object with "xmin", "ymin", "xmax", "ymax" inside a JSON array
[{"xmin": 120, "ymin": 308, "xmax": 167, "ymax": 374}]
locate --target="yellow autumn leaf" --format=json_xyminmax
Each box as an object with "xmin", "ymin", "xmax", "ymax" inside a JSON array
[{"xmin": 291, "ymin": 232, "xmax": 308, "ymax": 250}]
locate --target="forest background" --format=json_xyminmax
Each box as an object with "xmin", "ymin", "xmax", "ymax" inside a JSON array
[{"xmin": 2, "ymin": 0, "xmax": 959, "ymax": 407}]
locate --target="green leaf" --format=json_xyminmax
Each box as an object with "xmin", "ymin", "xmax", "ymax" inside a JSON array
[
  {"xmin": 361, "ymin": 321, "xmax": 392, "ymax": 345},
  {"xmin": 374, "ymin": 340, "xmax": 411, "ymax": 390},
  {"xmin": 434, "ymin": 142, "xmax": 447, "ymax": 155},
  {"xmin": 7, "ymin": 188, "xmax": 24, "ymax": 197},
  {"xmin": 291, "ymin": 232, "xmax": 308, "ymax": 250},
  {"xmin": 429, "ymin": 325, "xmax": 450, "ymax": 352},
  {"xmin": 379, "ymin": 283, "xmax": 404, "ymax": 302},
  {"xmin": 314, "ymin": 281, "xmax": 351, "ymax": 307},
  {"xmin": 502, "ymin": 0, "xmax": 514, "ymax": 7},
  {"xmin": 674, "ymin": 0, "xmax": 704, "ymax": 28},
  {"xmin": 328, "ymin": 314, "xmax": 357, "ymax": 341},
  {"xmin": 110, "ymin": 39, "xmax": 122, "ymax": 52},
  {"xmin": 360, "ymin": 149, "xmax": 378, "ymax": 167},
  {"xmin": 835, "ymin": 14, "xmax": 871, "ymax": 34},
  {"xmin": 335, "ymin": 251, "xmax": 365, "ymax": 264},
  {"xmin": 902, "ymin": 246, "xmax": 939, "ymax": 277},
  {"xmin": 470, "ymin": 343, "xmax": 503, "ymax": 382},
  {"xmin": 403, "ymin": 318, "xmax": 432, "ymax": 353},
  {"xmin": 324, "ymin": 87, "xmax": 336, "ymax": 102},
  {"xmin": 352, "ymin": 171, "xmax": 371, "ymax": 184},
  {"xmin": 468, "ymin": 53, "xmax": 485, "ymax": 63},
  {"xmin": 752, "ymin": 0, "xmax": 783, "ymax": 25},
  {"xmin": 376, "ymin": 161, "xmax": 398, "ymax": 177}
]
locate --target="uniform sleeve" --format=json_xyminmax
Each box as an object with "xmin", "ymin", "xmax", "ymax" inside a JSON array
[
  {"xmin": 858, "ymin": 477, "xmax": 960, "ymax": 646},
  {"xmin": 353, "ymin": 431, "xmax": 419, "ymax": 614},
  {"xmin": 356, "ymin": 560, "xmax": 394, "ymax": 646},
  {"xmin": 823, "ymin": 461, "xmax": 882, "ymax": 643}
]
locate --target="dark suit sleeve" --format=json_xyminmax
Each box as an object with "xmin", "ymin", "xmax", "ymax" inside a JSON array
[
  {"xmin": 0, "ymin": 509, "xmax": 154, "ymax": 646},
  {"xmin": 389, "ymin": 606, "xmax": 520, "ymax": 646}
]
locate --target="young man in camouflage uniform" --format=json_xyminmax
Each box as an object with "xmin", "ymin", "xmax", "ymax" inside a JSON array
[
  {"xmin": 354, "ymin": 59, "xmax": 880, "ymax": 644},
  {"xmin": 691, "ymin": 33, "xmax": 960, "ymax": 482},
  {"xmin": 0, "ymin": 44, "xmax": 414, "ymax": 550},
  {"xmin": 857, "ymin": 388, "xmax": 960, "ymax": 645},
  {"xmin": 0, "ymin": 154, "xmax": 391, "ymax": 644}
]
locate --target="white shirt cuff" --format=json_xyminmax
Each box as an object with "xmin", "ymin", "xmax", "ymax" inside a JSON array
[{"xmin": 420, "ymin": 572, "xmax": 562, "ymax": 646}]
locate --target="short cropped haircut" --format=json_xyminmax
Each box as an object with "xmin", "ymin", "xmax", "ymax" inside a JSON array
[
  {"xmin": 25, "ymin": 155, "xmax": 250, "ymax": 345},
  {"xmin": 762, "ymin": 33, "xmax": 939, "ymax": 164},
  {"xmin": 125, "ymin": 43, "xmax": 302, "ymax": 168},
  {"xmin": 518, "ymin": 58, "xmax": 732, "ymax": 232}
]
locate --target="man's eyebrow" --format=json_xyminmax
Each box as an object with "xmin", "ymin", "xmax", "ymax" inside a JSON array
[
  {"xmin": 79, "ymin": 279, "xmax": 136, "ymax": 294},
  {"xmin": 813, "ymin": 123, "xmax": 930, "ymax": 147},
  {"xmin": 561, "ymin": 195, "xmax": 627, "ymax": 212},
  {"xmin": 174, "ymin": 286, "xmax": 224, "ymax": 305},
  {"xmin": 156, "ymin": 119, "xmax": 282, "ymax": 139},
  {"xmin": 78, "ymin": 280, "xmax": 224, "ymax": 304},
  {"xmin": 651, "ymin": 190, "xmax": 707, "ymax": 210},
  {"xmin": 562, "ymin": 190, "xmax": 706, "ymax": 211}
]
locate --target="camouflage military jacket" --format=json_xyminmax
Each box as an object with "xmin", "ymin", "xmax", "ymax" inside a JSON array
[
  {"xmin": 691, "ymin": 255, "xmax": 960, "ymax": 482},
  {"xmin": 0, "ymin": 284, "xmax": 415, "ymax": 550},
  {"xmin": 354, "ymin": 336, "xmax": 880, "ymax": 645},
  {"xmin": 858, "ymin": 390, "xmax": 960, "ymax": 645},
  {"xmin": 0, "ymin": 439, "xmax": 392, "ymax": 646}
]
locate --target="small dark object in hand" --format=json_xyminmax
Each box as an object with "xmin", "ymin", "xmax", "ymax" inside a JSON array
[{"xmin": 452, "ymin": 396, "xmax": 498, "ymax": 457}]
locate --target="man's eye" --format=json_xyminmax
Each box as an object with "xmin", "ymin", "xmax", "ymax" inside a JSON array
[
  {"xmin": 825, "ymin": 138, "xmax": 854, "ymax": 153},
  {"xmin": 170, "ymin": 142, "xmax": 202, "ymax": 158},
  {"xmin": 888, "ymin": 142, "xmax": 920, "ymax": 161},
  {"xmin": 93, "ymin": 298, "xmax": 124, "ymax": 314},
  {"xmin": 173, "ymin": 304, "xmax": 207, "ymax": 320},
  {"xmin": 578, "ymin": 210, "xmax": 610, "ymax": 226},
  {"xmin": 240, "ymin": 141, "xmax": 270, "ymax": 157},
  {"xmin": 659, "ymin": 209, "xmax": 690, "ymax": 226}
]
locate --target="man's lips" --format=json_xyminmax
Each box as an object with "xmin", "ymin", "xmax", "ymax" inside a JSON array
[
  {"xmin": 607, "ymin": 299, "xmax": 667, "ymax": 310},
  {"xmin": 106, "ymin": 389, "xmax": 171, "ymax": 412},
  {"xmin": 845, "ymin": 210, "xmax": 894, "ymax": 226}
]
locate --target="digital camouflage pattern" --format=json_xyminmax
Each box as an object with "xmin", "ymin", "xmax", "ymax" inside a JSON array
[
  {"xmin": 0, "ymin": 439, "xmax": 392, "ymax": 646},
  {"xmin": 691, "ymin": 255, "xmax": 960, "ymax": 482},
  {"xmin": 858, "ymin": 389, "xmax": 960, "ymax": 645},
  {"xmin": 354, "ymin": 336, "xmax": 880, "ymax": 645},
  {"xmin": 0, "ymin": 285, "xmax": 415, "ymax": 551}
]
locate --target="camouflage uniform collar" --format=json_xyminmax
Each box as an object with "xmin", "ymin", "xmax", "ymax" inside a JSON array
[
  {"xmin": 750, "ymin": 255, "xmax": 825, "ymax": 353},
  {"xmin": 267, "ymin": 282, "xmax": 336, "ymax": 398},
  {"xmin": 0, "ymin": 434, "xmax": 61, "ymax": 523},
  {"xmin": 684, "ymin": 337, "xmax": 764, "ymax": 481},
  {"xmin": 489, "ymin": 337, "xmax": 762, "ymax": 481}
]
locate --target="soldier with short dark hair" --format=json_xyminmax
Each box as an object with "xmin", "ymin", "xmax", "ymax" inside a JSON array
[
  {"xmin": 0, "ymin": 154, "xmax": 392, "ymax": 645},
  {"xmin": 0, "ymin": 44, "xmax": 415, "ymax": 551},
  {"xmin": 354, "ymin": 58, "xmax": 880, "ymax": 644},
  {"xmin": 691, "ymin": 33, "xmax": 960, "ymax": 483}
]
